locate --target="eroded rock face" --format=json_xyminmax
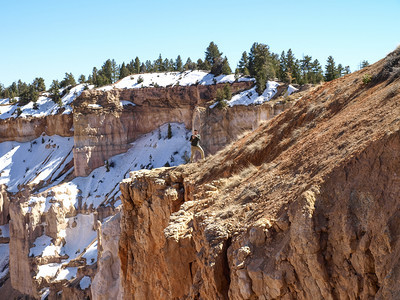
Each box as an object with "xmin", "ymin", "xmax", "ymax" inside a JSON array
[
  {"xmin": 91, "ymin": 211, "xmax": 123, "ymax": 300},
  {"xmin": 73, "ymin": 82, "xmax": 254, "ymax": 177},
  {"xmin": 0, "ymin": 113, "xmax": 73, "ymax": 143},
  {"xmin": 118, "ymin": 49, "xmax": 400, "ymax": 299}
]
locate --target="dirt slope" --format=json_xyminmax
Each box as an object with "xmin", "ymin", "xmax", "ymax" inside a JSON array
[{"xmin": 119, "ymin": 47, "xmax": 400, "ymax": 299}]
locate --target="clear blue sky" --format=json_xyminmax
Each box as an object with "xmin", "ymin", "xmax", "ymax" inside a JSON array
[{"xmin": 1, "ymin": 0, "xmax": 399, "ymax": 87}]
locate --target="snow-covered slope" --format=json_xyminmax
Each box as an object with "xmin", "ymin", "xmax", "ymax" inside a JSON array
[
  {"xmin": 0, "ymin": 123, "xmax": 191, "ymax": 289},
  {"xmin": 0, "ymin": 84, "xmax": 91, "ymax": 120},
  {"xmin": 99, "ymin": 70, "xmax": 254, "ymax": 91},
  {"xmin": 210, "ymin": 81, "xmax": 298, "ymax": 108}
]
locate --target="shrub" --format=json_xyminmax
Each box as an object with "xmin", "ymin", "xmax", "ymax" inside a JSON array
[
  {"xmin": 362, "ymin": 74, "xmax": 372, "ymax": 84},
  {"xmin": 137, "ymin": 76, "xmax": 144, "ymax": 84}
]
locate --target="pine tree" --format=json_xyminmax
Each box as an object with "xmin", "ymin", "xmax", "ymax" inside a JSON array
[
  {"xmin": 311, "ymin": 59, "xmax": 324, "ymax": 83},
  {"xmin": 237, "ymin": 51, "xmax": 249, "ymax": 74},
  {"xmin": 344, "ymin": 66, "xmax": 351, "ymax": 75},
  {"xmin": 360, "ymin": 60, "xmax": 370, "ymax": 69},
  {"xmin": 205, "ymin": 41, "xmax": 223, "ymax": 67},
  {"xmin": 33, "ymin": 77, "xmax": 46, "ymax": 92},
  {"xmin": 60, "ymin": 73, "xmax": 76, "ymax": 88},
  {"xmin": 78, "ymin": 75, "xmax": 86, "ymax": 84},
  {"xmin": 175, "ymin": 55, "xmax": 183, "ymax": 72},
  {"xmin": 221, "ymin": 57, "xmax": 232, "ymax": 75},
  {"xmin": 19, "ymin": 84, "xmax": 39, "ymax": 105},
  {"xmin": 0, "ymin": 83, "xmax": 4, "ymax": 98},
  {"xmin": 145, "ymin": 60, "xmax": 153, "ymax": 72},
  {"xmin": 324, "ymin": 56, "xmax": 337, "ymax": 81},
  {"xmin": 140, "ymin": 63, "xmax": 146, "ymax": 73},
  {"xmin": 101, "ymin": 60, "xmax": 113, "ymax": 84},
  {"xmin": 92, "ymin": 67, "xmax": 98, "ymax": 85},
  {"xmin": 337, "ymin": 64, "xmax": 344, "ymax": 78},
  {"xmin": 119, "ymin": 62, "xmax": 130, "ymax": 79},
  {"xmin": 248, "ymin": 43, "xmax": 274, "ymax": 94},
  {"xmin": 184, "ymin": 57, "xmax": 195, "ymax": 70},
  {"xmin": 223, "ymin": 84, "xmax": 232, "ymax": 100},
  {"xmin": 134, "ymin": 57, "xmax": 141, "ymax": 74},
  {"xmin": 49, "ymin": 80, "xmax": 62, "ymax": 105},
  {"xmin": 154, "ymin": 54, "xmax": 163, "ymax": 72},
  {"xmin": 300, "ymin": 55, "xmax": 313, "ymax": 84},
  {"xmin": 167, "ymin": 123, "xmax": 172, "ymax": 139},
  {"xmin": 17, "ymin": 80, "xmax": 28, "ymax": 97},
  {"xmin": 111, "ymin": 59, "xmax": 119, "ymax": 83}
]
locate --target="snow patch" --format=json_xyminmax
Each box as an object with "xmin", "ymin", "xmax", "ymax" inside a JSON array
[{"xmin": 79, "ymin": 276, "xmax": 91, "ymax": 290}]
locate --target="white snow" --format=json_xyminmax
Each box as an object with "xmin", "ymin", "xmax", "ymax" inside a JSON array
[
  {"xmin": 0, "ymin": 135, "xmax": 74, "ymax": 193},
  {"xmin": 70, "ymin": 122, "xmax": 190, "ymax": 208},
  {"xmin": 98, "ymin": 70, "xmax": 253, "ymax": 91},
  {"xmin": 120, "ymin": 100, "xmax": 135, "ymax": 107},
  {"xmin": 36, "ymin": 263, "xmax": 62, "ymax": 279},
  {"xmin": 29, "ymin": 235, "xmax": 60, "ymax": 257},
  {"xmin": 0, "ymin": 84, "xmax": 92, "ymax": 119},
  {"xmin": 79, "ymin": 276, "xmax": 91, "ymax": 290},
  {"xmin": 0, "ymin": 224, "xmax": 9, "ymax": 238},
  {"xmin": 0, "ymin": 244, "xmax": 9, "ymax": 281},
  {"xmin": 60, "ymin": 214, "xmax": 97, "ymax": 259},
  {"xmin": 55, "ymin": 267, "xmax": 78, "ymax": 281},
  {"xmin": 82, "ymin": 240, "xmax": 98, "ymax": 265},
  {"xmin": 210, "ymin": 81, "xmax": 298, "ymax": 108}
]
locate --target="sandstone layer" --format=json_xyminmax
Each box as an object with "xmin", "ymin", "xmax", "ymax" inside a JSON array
[
  {"xmin": 0, "ymin": 113, "xmax": 73, "ymax": 143},
  {"xmin": 119, "ymin": 48, "xmax": 400, "ymax": 299},
  {"xmin": 72, "ymin": 82, "xmax": 254, "ymax": 177}
]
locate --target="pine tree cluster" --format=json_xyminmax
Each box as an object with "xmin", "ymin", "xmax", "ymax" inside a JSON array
[{"xmin": 0, "ymin": 41, "xmax": 365, "ymax": 107}]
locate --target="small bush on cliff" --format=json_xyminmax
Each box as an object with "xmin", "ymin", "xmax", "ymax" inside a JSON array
[
  {"xmin": 362, "ymin": 73, "xmax": 372, "ymax": 84},
  {"xmin": 137, "ymin": 76, "xmax": 144, "ymax": 84},
  {"xmin": 167, "ymin": 123, "xmax": 172, "ymax": 139}
]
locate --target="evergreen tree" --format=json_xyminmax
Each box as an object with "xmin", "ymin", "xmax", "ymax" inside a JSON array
[
  {"xmin": 92, "ymin": 67, "xmax": 98, "ymax": 85},
  {"xmin": 184, "ymin": 57, "xmax": 196, "ymax": 70},
  {"xmin": 10, "ymin": 82, "xmax": 18, "ymax": 96},
  {"xmin": 154, "ymin": 54, "xmax": 163, "ymax": 72},
  {"xmin": 33, "ymin": 77, "xmax": 46, "ymax": 92},
  {"xmin": 78, "ymin": 74, "xmax": 86, "ymax": 84},
  {"xmin": 119, "ymin": 62, "xmax": 130, "ymax": 79},
  {"xmin": 310, "ymin": 59, "xmax": 324, "ymax": 83},
  {"xmin": 237, "ymin": 51, "xmax": 249, "ymax": 74},
  {"xmin": 145, "ymin": 60, "xmax": 153, "ymax": 72},
  {"xmin": 134, "ymin": 57, "xmax": 141, "ymax": 74},
  {"xmin": 17, "ymin": 80, "xmax": 28, "ymax": 97},
  {"xmin": 344, "ymin": 66, "xmax": 351, "ymax": 75},
  {"xmin": 205, "ymin": 41, "xmax": 223, "ymax": 67},
  {"xmin": 248, "ymin": 43, "xmax": 274, "ymax": 94},
  {"xmin": 111, "ymin": 59, "xmax": 119, "ymax": 83},
  {"xmin": 223, "ymin": 84, "xmax": 232, "ymax": 100},
  {"xmin": 100, "ymin": 59, "xmax": 113, "ymax": 84},
  {"xmin": 175, "ymin": 55, "xmax": 183, "ymax": 72},
  {"xmin": 337, "ymin": 64, "xmax": 344, "ymax": 78},
  {"xmin": 285, "ymin": 49, "xmax": 300, "ymax": 84},
  {"xmin": 360, "ymin": 60, "xmax": 370, "ymax": 69},
  {"xmin": 300, "ymin": 55, "xmax": 313, "ymax": 84},
  {"xmin": 167, "ymin": 123, "xmax": 172, "ymax": 139},
  {"xmin": 324, "ymin": 56, "xmax": 338, "ymax": 81},
  {"xmin": 162, "ymin": 58, "xmax": 170, "ymax": 71},
  {"xmin": 19, "ymin": 84, "xmax": 39, "ymax": 105},
  {"xmin": 60, "ymin": 73, "xmax": 76, "ymax": 88},
  {"xmin": 49, "ymin": 80, "xmax": 62, "ymax": 105},
  {"xmin": 221, "ymin": 57, "xmax": 232, "ymax": 75},
  {"xmin": 0, "ymin": 83, "xmax": 4, "ymax": 98},
  {"xmin": 140, "ymin": 63, "xmax": 146, "ymax": 73}
]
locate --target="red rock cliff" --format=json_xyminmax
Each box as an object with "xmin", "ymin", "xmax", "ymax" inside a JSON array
[{"xmin": 119, "ymin": 48, "xmax": 400, "ymax": 299}]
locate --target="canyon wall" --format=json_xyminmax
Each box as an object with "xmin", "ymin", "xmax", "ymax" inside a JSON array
[
  {"xmin": 0, "ymin": 113, "xmax": 73, "ymax": 143},
  {"xmin": 118, "ymin": 49, "xmax": 400, "ymax": 299},
  {"xmin": 72, "ymin": 82, "xmax": 254, "ymax": 177}
]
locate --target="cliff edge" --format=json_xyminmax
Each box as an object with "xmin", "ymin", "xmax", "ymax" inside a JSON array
[{"xmin": 119, "ymin": 48, "xmax": 400, "ymax": 299}]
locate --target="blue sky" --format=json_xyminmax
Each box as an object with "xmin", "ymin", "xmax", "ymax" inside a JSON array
[{"xmin": 1, "ymin": 0, "xmax": 399, "ymax": 87}]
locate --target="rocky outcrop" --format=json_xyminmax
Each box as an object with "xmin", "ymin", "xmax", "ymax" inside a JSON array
[
  {"xmin": 91, "ymin": 211, "xmax": 123, "ymax": 300},
  {"xmin": 0, "ymin": 185, "xmax": 10, "ymax": 226},
  {"xmin": 194, "ymin": 101, "xmax": 291, "ymax": 155},
  {"xmin": 118, "ymin": 48, "xmax": 400, "ymax": 299},
  {"xmin": 73, "ymin": 82, "xmax": 254, "ymax": 177},
  {"xmin": 0, "ymin": 113, "xmax": 73, "ymax": 143}
]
